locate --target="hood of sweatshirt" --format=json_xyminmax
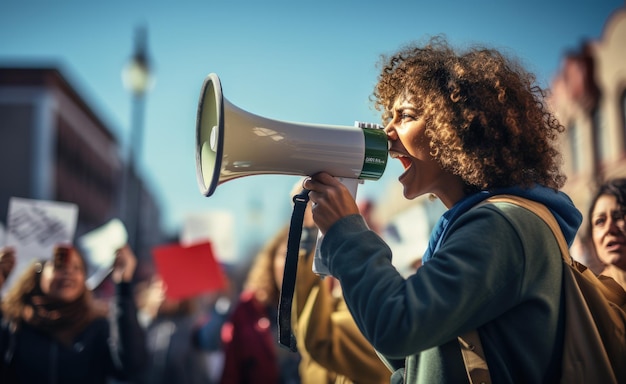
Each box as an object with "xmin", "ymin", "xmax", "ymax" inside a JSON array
[{"xmin": 422, "ymin": 185, "xmax": 583, "ymax": 264}]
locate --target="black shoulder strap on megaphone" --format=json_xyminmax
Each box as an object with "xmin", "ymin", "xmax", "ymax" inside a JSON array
[{"xmin": 277, "ymin": 188, "xmax": 309, "ymax": 352}]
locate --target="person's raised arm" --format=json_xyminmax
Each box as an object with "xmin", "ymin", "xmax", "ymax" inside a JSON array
[{"xmin": 110, "ymin": 244, "xmax": 147, "ymax": 379}]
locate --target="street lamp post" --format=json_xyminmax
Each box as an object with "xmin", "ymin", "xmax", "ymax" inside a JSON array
[{"xmin": 121, "ymin": 25, "xmax": 153, "ymax": 255}]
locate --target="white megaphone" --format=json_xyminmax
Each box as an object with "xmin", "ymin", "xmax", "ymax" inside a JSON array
[
  {"xmin": 195, "ymin": 73, "xmax": 388, "ymax": 197},
  {"xmin": 195, "ymin": 73, "xmax": 389, "ymax": 275}
]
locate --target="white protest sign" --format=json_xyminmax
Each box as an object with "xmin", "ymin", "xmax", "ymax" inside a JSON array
[
  {"xmin": 180, "ymin": 211, "xmax": 236, "ymax": 263},
  {"xmin": 3, "ymin": 197, "xmax": 78, "ymax": 292},
  {"xmin": 77, "ymin": 218, "xmax": 128, "ymax": 290}
]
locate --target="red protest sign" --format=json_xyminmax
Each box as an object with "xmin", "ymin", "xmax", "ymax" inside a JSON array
[{"xmin": 152, "ymin": 241, "xmax": 226, "ymax": 300}]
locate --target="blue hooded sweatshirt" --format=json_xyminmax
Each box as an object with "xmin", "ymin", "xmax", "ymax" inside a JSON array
[
  {"xmin": 321, "ymin": 184, "xmax": 584, "ymax": 384},
  {"xmin": 422, "ymin": 185, "xmax": 582, "ymax": 264}
]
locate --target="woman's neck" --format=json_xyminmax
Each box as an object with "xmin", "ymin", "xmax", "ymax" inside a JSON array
[{"xmin": 433, "ymin": 175, "xmax": 468, "ymax": 208}]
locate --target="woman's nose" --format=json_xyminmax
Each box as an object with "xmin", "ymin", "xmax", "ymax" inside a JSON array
[
  {"xmin": 607, "ymin": 219, "xmax": 622, "ymax": 235},
  {"xmin": 609, "ymin": 213, "xmax": 626, "ymax": 233},
  {"xmin": 384, "ymin": 122, "xmax": 396, "ymax": 140}
]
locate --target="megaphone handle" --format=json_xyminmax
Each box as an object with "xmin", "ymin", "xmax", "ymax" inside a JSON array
[
  {"xmin": 277, "ymin": 188, "xmax": 310, "ymax": 352},
  {"xmin": 312, "ymin": 177, "xmax": 362, "ymax": 276}
]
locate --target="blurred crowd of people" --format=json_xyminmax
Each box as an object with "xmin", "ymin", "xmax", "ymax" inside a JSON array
[
  {"xmin": 0, "ymin": 184, "xmax": 424, "ymax": 384},
  {"xmin": 0, "ymin": 175, "xmax": 624, "ymax": 384},
  {"xmin": 1, "ymin": 35, "xmax": 625, "ymax": 384}
]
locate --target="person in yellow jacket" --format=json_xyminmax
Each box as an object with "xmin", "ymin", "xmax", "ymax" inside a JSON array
[{"xmin": 290, "ymin": 183, "xmax": 391, "ymax": 384}]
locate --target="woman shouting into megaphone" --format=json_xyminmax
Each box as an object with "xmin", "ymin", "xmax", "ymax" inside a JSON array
[{"xmin": 303, "ymin": 35, "xmax": 582, "ymax": 384}]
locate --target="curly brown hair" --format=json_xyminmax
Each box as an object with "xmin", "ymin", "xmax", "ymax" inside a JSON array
[{"xmin": 373, "ymin": 35, "xmax": 566, "ymax": 191}]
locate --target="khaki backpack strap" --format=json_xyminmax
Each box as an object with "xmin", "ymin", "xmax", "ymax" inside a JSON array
[
  {"xmin": 485, "ymin": 195, "xmax": 571, "ymax": 263},
  {"xmin": 458, "ymin": 330, "xmax": 491, "ymax": 384}
]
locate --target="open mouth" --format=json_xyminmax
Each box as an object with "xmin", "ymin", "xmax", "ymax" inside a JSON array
[
  {"xmin": 58, "ymin": 279, "xmax": 76, "ymax": 288},
  {"xmin": 390, "ymin": 152, "xmax": 412, "ymax": 170},
  {"xmin": 605, "ymin": 239, "xmax": 626, "ymax": 252}
]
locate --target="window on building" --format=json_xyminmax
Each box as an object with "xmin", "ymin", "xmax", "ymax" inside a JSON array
[
  {"xmin": 593, "ymin": 105, "xmax": 610, "ymax": 164},
  {"xmin": 55, "ymin": 116, "xmax": 116, "ymax": 224}
]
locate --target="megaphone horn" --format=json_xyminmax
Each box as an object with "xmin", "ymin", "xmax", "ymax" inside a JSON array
[{"xmin": 195, "ymin": 73, "xmax": 389, "ymax": 197}]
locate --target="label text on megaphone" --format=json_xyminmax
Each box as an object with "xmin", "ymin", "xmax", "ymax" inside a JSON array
[{"xmin": 365, "ymin": 156, "xmax": 386, "ymax": 165}]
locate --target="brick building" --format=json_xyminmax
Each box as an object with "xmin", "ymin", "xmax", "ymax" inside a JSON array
[
  {"xmin": 550, "ymin": 6, "xmax": 626, "ymax": 268},
  {"xmin": 0, "ymin": 66, "xmax": 165, "ymax": 264}
]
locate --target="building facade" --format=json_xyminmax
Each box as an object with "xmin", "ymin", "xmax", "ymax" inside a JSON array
[
  {"xmin": 0, "ymin": 66, "xmax": 164, "ymax": 265},
  {"xmin": 550, "ymin": 6, "xmax": 626, "ymax": 269}
]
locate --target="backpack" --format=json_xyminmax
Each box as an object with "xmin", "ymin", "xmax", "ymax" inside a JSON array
[{"xmin": 458, "ymin": 195, "xmax": 626, "ymax": 384}]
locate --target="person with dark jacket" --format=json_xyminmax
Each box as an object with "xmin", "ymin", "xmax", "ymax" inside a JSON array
[
  {"xmin": 303, "ymin": 36, "xmax": 582, "ymax": 383},
  {"xmin": 0, "ymin": 244, "xmax": 147, "ymax": 384},
  {"xmin": 219, "ymin": 226, "xmax": 301, "ymax": 384}
]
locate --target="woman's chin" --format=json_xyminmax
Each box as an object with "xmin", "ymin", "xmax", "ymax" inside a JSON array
[
  {"xmin": 401, "ymin": 183, "xmax": 420, "ymax": 200},
  {"xmin": 399, "ymin": 171, "xmax": 419, "ymax": 199},
  {"xmin": 50, "ymin": 290, "xmax": 82, "ymax": 303}
]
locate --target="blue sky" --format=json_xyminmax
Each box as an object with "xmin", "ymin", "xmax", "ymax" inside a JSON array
[{"xmin": 1, "ymin": 0, "xmax": 623, "ymax": 258}]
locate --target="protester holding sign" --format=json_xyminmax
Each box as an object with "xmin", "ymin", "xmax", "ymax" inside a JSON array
[
  {"xmin": 0, "ymin": 244, "xmax": 147, "ymax": 384},
  {"xmin": 3, "ymin": 197, "xmax": 79, "ymax": 294}
]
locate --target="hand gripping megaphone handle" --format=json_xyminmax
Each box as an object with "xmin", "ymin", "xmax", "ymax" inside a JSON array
[{"xmin": 312, "ymin": 177, "xmax": 363, "ymax": 276}]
